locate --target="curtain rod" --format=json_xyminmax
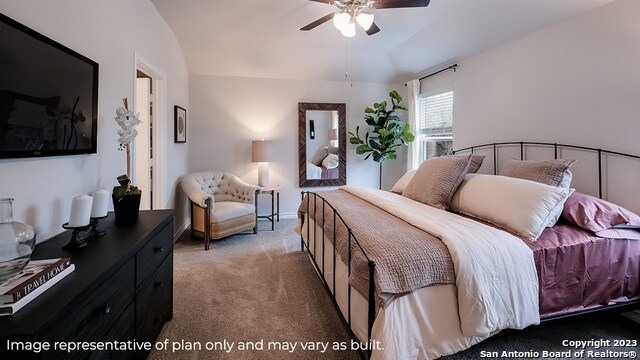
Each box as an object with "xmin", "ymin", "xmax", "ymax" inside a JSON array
[{"xmin": 404, "ymin": 64, "xmax": 458, "ymax": 86}]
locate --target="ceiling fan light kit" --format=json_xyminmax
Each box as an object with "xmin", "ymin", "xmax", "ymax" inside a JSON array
[
  {"xmin": 332, "ymin": 0, "xmax": 375, "ymax": 36},
  {"xmin": 301, "ymin": 0, "xmax": 431, "ymax": 37}
]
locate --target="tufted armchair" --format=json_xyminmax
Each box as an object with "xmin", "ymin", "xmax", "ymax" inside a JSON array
[{"xmin": 181, "ymin": 171, "xmax": 262, "ymax": 250}]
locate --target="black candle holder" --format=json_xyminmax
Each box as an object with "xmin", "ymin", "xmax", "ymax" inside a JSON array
[
  {"xmin": 87, "ymin": 215, "xmax": 108, "ymax": 240},
  {"xmin": 61, "ymin": 222, "xmax": 92, "ymax": 250}
]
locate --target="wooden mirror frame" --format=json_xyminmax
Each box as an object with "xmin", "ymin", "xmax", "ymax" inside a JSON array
[{"xmin": 298, "ymin": 102, "xmax": 347, "ymax": 187}]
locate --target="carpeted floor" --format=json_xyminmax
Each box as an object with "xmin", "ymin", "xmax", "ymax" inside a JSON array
[
  {"xmin": 149, "ymin": 219, "xmax": 361, "ymax": 359},
  {"xmin": 151, "ymin": 218, "xmax": 639, "ymax": 360}
]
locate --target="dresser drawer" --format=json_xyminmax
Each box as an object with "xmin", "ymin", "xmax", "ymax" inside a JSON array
[
  {"xmin": 44, "ymin": 258, "xmax": 135, "ymax": 347},
  {"xmin": 136, "ymin": 286, "xmax": 172, "ymax": 359},
  {"xmin": 136, "ymin": 251, "xmax": 172, "ymax": 333},
  {"xmin": 136, "ymin": 224, "xmax": 172, "ymax": 286},
  {"xmin": 86, "ymin": 304, "xmax": 135, "ymax": 360}
]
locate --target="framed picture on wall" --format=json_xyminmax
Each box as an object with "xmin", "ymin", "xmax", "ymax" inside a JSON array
[{"xmin": 174, "ymin": 105, "xmax": 186, "ymax": 143}]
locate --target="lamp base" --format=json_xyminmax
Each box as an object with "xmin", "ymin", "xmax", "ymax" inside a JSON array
[{"xmin": 258, "ymin": 162, "xmax": 269, "ymax": 187}]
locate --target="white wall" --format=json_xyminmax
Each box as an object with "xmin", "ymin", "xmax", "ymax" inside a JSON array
[
  {"xmin": 188, "ymin": 75, "xmax": 405, "ymax": 216},
  {"xmin": 419, "ymin": 0, "xmax": 640, "ymax": 212},
  {"xmin": 0, "ymin": 0, "xmax": 189, "ymax": 240}
]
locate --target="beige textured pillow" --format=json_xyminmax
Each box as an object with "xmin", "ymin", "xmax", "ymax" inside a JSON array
[
  {"xmin": 499, "ymin": 159, "xmax": 575, "ymax": 187},
  {"xmin": 311, "ymin": 146, "xmax": 329, "ymax": 165},
  {"xmin": 450, "ymin": 174, "xmax": 574, "ymax": 241},
  {"xmin": 449, "ymin": 154, "xmax": 486, "ymax": 173},
  {"xmin": 500, "ymin": 159, "xmax": 575, "ymax": 227},
  {"xmin": 390, "ymin": 169, "xmax": 417, "ymax": 194},
  {"xmin": 403, "ymin": 154, "xmax": 472, "ymax": 210}
]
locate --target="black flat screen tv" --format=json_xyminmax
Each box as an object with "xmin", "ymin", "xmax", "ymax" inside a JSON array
[{"xmin": 0, "ymin": 13, "xmax": 98, "ymax": 159}]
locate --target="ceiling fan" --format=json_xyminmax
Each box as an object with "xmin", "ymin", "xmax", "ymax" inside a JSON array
[{"xmin": 300, "ymin": 0, "xmax": 431, "ymax": 37}]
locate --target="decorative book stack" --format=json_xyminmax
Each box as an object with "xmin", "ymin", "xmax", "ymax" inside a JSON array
[{"xmin": 0, "ymin": 258, "xmax": 74, "ymax": 316}]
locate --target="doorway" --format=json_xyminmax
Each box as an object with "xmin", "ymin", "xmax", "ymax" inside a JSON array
[
  {"xmin": 133, "ymin": 53, "xmax": 167, "ymax": 210},
  {"xmin": 135, "ymin": 71, "xmax": 153, "ymax": 209}
]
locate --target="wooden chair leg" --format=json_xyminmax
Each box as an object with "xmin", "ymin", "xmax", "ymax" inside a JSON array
[
  {"xmin": 190, "ymin": 202, "xmax": 196, "ymax": 239},
  {"xmin": 253, "ymin": 190, "xmax": 258, "ymax": 235},
  {"xmin": 204, "ymin": 198, "xmax": 212, "ymax": 251}
]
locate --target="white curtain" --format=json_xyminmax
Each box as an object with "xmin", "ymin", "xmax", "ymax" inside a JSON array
[{"xmin": 406, "ymin": 79, "xmax": 421, "ymax": 170}]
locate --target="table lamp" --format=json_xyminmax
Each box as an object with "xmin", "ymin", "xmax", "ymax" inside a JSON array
[{"xmin": 252, "ymin": 140, "xmax": 274, "ymax": 187}]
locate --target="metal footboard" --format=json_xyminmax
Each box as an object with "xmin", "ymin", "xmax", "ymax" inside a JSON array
[{"xmin": 300, "ymin": 191, "xmax": 376, "ymax": 359}]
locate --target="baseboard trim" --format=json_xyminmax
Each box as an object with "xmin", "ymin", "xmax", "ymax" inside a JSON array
[
  {"xmin": 622, "ymin": 310, "xmax": 640, "ymax": 324},
  {"xmin": 173, "ymin": 219, "xmax": 190, "ymax": 242},
  {"xmin": 256, "ymin": 212, "xmax": 297, "ymax": 220},
  {"xmin": 279, "ymin": 212, "xmax": 297, "ymax": 219}
]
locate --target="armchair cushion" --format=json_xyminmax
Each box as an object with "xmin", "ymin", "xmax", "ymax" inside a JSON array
[{"xmin": 211, "ymin": 202, "xmax": 255, "ymax": 223}]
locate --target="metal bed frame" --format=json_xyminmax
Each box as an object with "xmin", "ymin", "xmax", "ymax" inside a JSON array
[{"xmin": 299, "ymin": 141, "xmax": 640, "ymax": 359}]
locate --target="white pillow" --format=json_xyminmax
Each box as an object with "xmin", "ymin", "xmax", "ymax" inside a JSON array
[
  {"xmin": 390, "ymin": 169, "xmax": 417, "ymax": 194},
  {"xmin": 321, "ymin": 153, "xmax": 339, "ymax": 169},
  {"xmin": 450, "ymin": 174, "xmax": 574, "ymax": 241}
]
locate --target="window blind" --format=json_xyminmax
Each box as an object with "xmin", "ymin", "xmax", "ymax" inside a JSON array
[{"xmin": 419, "ymin": 91, "xmax": 454, "ymax": 138}]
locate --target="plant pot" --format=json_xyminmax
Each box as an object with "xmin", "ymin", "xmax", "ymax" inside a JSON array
[{"xmin": 112, "ymin": 193, "xmax": 141, "ymax": 226}]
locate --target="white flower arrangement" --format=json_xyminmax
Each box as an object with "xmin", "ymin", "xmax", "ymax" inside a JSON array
[
  {"xmin": 115, "ymin": 106, "xmax": 141, "ymax": 150},
  {"xmin": 115, "ymin": 98, "xmax": 142, "ymax": 178}
]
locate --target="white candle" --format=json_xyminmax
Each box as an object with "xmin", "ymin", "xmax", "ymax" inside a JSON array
[
  {"xmin": 69, "ymin": 195, "xmax": 93, "ymax": 227},
  {"xmin": 90, "ymin": 189, "xmax": 109, "ymax": 218}
]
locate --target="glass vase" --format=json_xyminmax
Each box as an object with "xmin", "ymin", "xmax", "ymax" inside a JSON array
[{"xmin": 0, "ymin": 198, "xmax": 36, "ymax": 282}]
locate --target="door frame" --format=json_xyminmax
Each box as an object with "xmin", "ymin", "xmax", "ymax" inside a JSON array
[{"xmin": 132, "ymin": 52, "xmax": 167, "ymax": 209}]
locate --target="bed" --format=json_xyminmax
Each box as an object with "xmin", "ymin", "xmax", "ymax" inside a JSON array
[
  {"xmin": 296, "ymin": 141, "xmax": 640, "ymax": 360},
  {"xmin": 306, "ymin": 161, "xmax": 339, "ymax": 180},
  {"xmin": 306, "ymin": 147, "xmax": 340, "ymax": 180}
]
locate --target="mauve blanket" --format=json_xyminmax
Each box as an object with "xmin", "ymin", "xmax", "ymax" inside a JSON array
[{"xmin": 298, "ymin": 189, "xmax": 455, "ymax": 309}]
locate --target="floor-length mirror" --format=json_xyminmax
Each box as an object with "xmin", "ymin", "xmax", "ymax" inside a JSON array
[{"xmin": 298, "ymin": 102, "xmax": 346, "ymax": 187}]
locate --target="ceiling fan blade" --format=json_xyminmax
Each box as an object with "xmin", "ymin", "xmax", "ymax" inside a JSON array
[
  {"xmin": 300, "ymin": 13, "xmax": 335, "ymax": 31},
  {"xmin": 373, "ymin": 0, "xmax": 430, "ymax": 9},
  {"xmin": 366, "ymin": 22, "xmax": 381, "ymax": 35}
]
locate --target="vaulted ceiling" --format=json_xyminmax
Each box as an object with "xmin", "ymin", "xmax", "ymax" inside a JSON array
[{"xmin": 151, "ymin": 0, "xmax": 614, "ymax": 83}]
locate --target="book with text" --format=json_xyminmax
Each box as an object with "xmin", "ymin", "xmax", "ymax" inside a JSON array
[
  {"xmin": 0, "ymin": 258, "xmax": 71, "ymax": 304},
  {"xmin": 0, "ymin": 264, "xmax": 75, "ymax": 316}
]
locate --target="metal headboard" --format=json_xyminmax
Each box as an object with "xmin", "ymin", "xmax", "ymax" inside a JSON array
[{"xmin": 452, "ymin": 141, "xmax": 640, "ymax": 200}]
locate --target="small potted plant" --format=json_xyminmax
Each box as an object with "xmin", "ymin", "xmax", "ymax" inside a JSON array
[{"xmin": 113, "ymin": 98, "xmax": 142, "ymax": 226}]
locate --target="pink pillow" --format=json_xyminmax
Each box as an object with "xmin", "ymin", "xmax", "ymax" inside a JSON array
[{"xmin": 561, "ymin": 192, "xmax": 640, "ymax": 240}]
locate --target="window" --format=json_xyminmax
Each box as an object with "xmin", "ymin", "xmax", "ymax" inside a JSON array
[{"xmin": 418, "ymin": 90, "xmax": 454, "ymax": 162}]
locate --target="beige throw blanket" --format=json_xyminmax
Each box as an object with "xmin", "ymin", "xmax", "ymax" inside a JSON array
[{"xmin": 298, "ymin": 189, "xmax": 455, "ymax": 309}]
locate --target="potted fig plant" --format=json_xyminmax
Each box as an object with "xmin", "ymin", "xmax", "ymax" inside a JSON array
[
  {"xmin": 113, "ymin": 98, "xmax": 142, "ymax": 226},
  {"xmin": 349, "ymin": 90, "xmax": 415, "ymax": 189}
]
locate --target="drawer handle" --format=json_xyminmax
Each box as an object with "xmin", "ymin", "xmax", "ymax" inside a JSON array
[
  {"xmin": 155, "ymin": 282, "xmax": 164, "ymax": 288},
  {"xmin": 154, "ymin": 247, "xmax": 165, "ymax": 253},
  {"xmin": 103, "ymin": 306, "xmax": 111, "ymax": 315}
]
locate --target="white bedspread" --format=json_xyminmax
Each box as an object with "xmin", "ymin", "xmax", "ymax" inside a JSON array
[
  {"xmin": 306, "ymin": 162, "xmax": 322, "ymax": 180},
  {"xmin": 341, "ymin": 186, "xmax": 540, "ymax": 337}
]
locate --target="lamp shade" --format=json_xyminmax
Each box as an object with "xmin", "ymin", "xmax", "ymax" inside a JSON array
[
  {"xmin": 356, "ymin": 13, "xmax": 374, "ymax": 31},
  {"xmin": 328, "ymin": 128, "xmax": 338, "ymax": 141},
  {"xmin": 333, "ymin": 12, "xmax": 350, "ymax": 31},
  {"xmin": 340, "ymin": 22, "xmax": 356, "ymax": 37},
  {"xmin": 252, "ymin": 140, "xmax": 274, "ymax": 162}
]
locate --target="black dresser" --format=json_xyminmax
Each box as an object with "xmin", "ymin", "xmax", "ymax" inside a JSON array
[{"xmin": 0, "ymin": 210, "xmax": 174, "ymax": 360}]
